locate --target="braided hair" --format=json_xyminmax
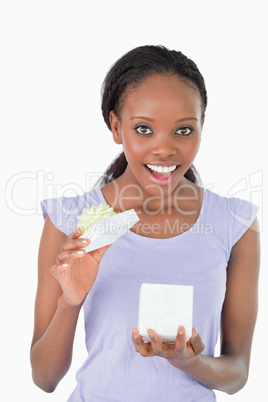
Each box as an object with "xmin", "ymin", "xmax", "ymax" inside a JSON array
[{"xmin": 98, "ymin": 45, "xmax": 207, "ymax": 186}]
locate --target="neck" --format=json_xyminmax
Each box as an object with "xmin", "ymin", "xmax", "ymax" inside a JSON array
[{"xmin": 107, "ymin": 171, "xmax": 197, "ymax": 214}]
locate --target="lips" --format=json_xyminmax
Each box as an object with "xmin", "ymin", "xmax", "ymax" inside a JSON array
[{"xmin": 144, "ymin": 163, "xmax": 180, "ymax": 185}]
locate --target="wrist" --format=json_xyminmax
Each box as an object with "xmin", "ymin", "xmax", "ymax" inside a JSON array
[
  {"xmin": 58, "ymin": 294, "xmax": 84, "ymax": 313},
  {"xmin": 168, "ymin": 353, "xmax": 201, "ymax": 371}
]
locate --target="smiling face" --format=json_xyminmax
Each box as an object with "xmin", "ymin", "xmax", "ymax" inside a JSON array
[{"xmin": 109, "ymin": 74, "xmax": 204, "ymax": 199}]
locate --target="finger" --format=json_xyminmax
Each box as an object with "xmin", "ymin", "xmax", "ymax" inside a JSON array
[
  {"xmin": 50, "ymin": 263, "xmax": 70, "ymax": 275},
  {"xmin": 61, "ymin": 237, "xmax": 89, "ymax": 252},
  {"xmin": 62, "ymin": 227, "xmax": 87, "ymax": 249},
  {"xmin": 50, "ymin": 263, "xmax": 73, "ymax": 287},
  {"xmin": 67, "ymin": 227, "xmax": 82, "ymax": 240},
  {"xmin": 188, "ymin": 328, "xmax": 205, "ymax": 355},
  {"xmin": 57, "ymin": 235, "xmax": 89, "ymax": 263},
  {"xmin": 132, "ymin": 327, "xmax": 154, "ymax": 357},
  {"xmin": 174, "ymin": 325, "xmax": 187, "ymax": 354},
  {"xmin": 56, "ymin": 248, "xmax": 87, "ymax": 263},
  {"xmin": 146, "ymin": 329, "xmax": 164, "ymax": 356}
]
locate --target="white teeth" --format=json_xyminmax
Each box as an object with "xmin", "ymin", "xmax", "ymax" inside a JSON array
[{"xmin": 146, "ymin": 164, "xmax": 177, "ymax": 173}]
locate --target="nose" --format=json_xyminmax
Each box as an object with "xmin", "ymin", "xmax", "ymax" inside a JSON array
[{"xmin": 150, "ymin": 134, "xmax": 176, "ymax": 158}]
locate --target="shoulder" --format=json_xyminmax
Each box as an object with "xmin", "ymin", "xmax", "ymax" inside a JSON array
[
  {"xmin": 204, "ymin": 188, "xmax": 258, "ymax": 225},
  {"xmin": 40, "ymin": 187, "xmax": 103, "ymax": 235},
  {"xmin": 204, "ymin": 188, "xmax": 259, "ymax": 252}
]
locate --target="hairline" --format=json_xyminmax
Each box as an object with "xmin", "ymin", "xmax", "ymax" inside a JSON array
[{"xmin": 115, "ymin": 72, "xmax": 205, "ymax": 123}]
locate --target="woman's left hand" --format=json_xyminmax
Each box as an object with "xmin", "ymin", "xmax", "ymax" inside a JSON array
[{"xmin": 132, "ymin": 326, "xmax": 205, "ymax": 366}]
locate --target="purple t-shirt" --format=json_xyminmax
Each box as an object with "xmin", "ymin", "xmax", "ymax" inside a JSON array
[{"xmin": 41, "ymin": 187, "xmax": 258, "ymax": 402}]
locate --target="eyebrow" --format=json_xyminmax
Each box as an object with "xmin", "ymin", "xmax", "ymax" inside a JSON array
[{"xmin": 130, "ymin": 116, "xmax": 198, "ymax": 123}]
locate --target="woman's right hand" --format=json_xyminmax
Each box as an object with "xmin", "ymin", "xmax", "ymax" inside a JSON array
[{"xmin": 50, "ymin": 228, "xmax": 110, "ymax": 306}]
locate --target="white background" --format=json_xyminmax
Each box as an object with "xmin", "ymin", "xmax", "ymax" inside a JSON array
[{"xmin": 1, "ymin": 1, "xmax": 267, "ymax": 401}]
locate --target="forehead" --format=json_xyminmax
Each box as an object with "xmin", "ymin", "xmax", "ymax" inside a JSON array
[{"xmin": 122, "ymin": 74, "xmax": 202, "ymax": 118}]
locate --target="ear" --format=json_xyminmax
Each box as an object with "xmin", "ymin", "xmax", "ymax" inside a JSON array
[{"xmin": 109, "ymin": 111, "xmax": 122, "ymax": 145}]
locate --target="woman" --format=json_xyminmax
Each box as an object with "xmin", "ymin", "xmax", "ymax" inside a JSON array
[{"xmin": 31, "ymin": 45, "xmax": 260, "ymax": 401}]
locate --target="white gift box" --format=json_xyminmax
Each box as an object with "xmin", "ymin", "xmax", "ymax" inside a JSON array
[
  {"xmin": 138, "ymin": 283, "xmax": 193, "ymax": 343},
  {"xmin": 81, "ymin": 209, "xmax": 139, "ymax": 252}
]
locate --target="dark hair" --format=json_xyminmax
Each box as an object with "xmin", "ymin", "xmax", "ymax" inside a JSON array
[{"xmin": 98, "ymin": 45, "xmax": 207, "ymax": 186}]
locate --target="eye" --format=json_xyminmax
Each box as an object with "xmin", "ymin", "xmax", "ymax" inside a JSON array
[
  {"xmin": 176, "ymin": 126, "xmax": 193, "ymax": 136},
  {"xmin": 135, "ymin": 125, "xmax": 153, "ymax": 135}
]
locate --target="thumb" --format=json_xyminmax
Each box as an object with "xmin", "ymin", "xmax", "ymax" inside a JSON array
[{"xmin": 189, "ymin": 328, "xmax": 205, "ymax": 355}]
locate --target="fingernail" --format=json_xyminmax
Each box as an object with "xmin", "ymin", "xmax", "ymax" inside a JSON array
[
  {"xmin": 178, "ymin": 325, "xmax": 184, "ymax": 335},
  {"xmin": 132, "ymin": 327, "xmax": 139, "ymax": 339},
  {"xmin": 56, "ymin": 263, "xmax": 68, "ymax": 269},
  {"xmin": 76, "ymin": 250, "xmax": 85, "ymax": 255},
  {"xmin": 147, "ymin": 331, "xmax": 154, "ymax": 341},
  {"xmin": 193, "ymin": 328, "xmax": 199, "ymax": 337},
  {"xmin": 79, "ymin": 239, "xmax": 88, "ymax": 245}
]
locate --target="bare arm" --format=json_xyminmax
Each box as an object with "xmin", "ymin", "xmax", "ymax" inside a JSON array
[
  {"xmin": 30, "ymin": 294, "xmax": 82, "ymax": 393},
  {"xmin": 30, "ymin": 217, "xmax": 109, "ymax": 392},
  {"xmin": 132, "ymin": 217, "xmax": 260, "ymax": 394}
]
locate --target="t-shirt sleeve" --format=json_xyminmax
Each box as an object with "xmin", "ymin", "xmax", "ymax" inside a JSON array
[
  {"xmin": 228, "ymin": 197, "xmax": 259, "ymax": 250},
  {"xmin": 40, "ymin": 194, "xmax": 88, "ymax": 235}
]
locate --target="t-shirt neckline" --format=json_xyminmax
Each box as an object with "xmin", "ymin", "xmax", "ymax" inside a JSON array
[{"xmin": 95, "ymin": 186, "xmax": 206, "ymax": 243}]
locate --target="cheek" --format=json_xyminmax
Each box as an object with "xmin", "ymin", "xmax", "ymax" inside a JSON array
[
  {"xmin": 193, "ymin": 136, "xmax": 201, "ymax": 153},
  {"xmin": 184, "ymin": 135, "xmax": 201, "ymax": 157},
  {"xmin": 123, "ymin": 137, "xmax": 145, "ymax": 163}
]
